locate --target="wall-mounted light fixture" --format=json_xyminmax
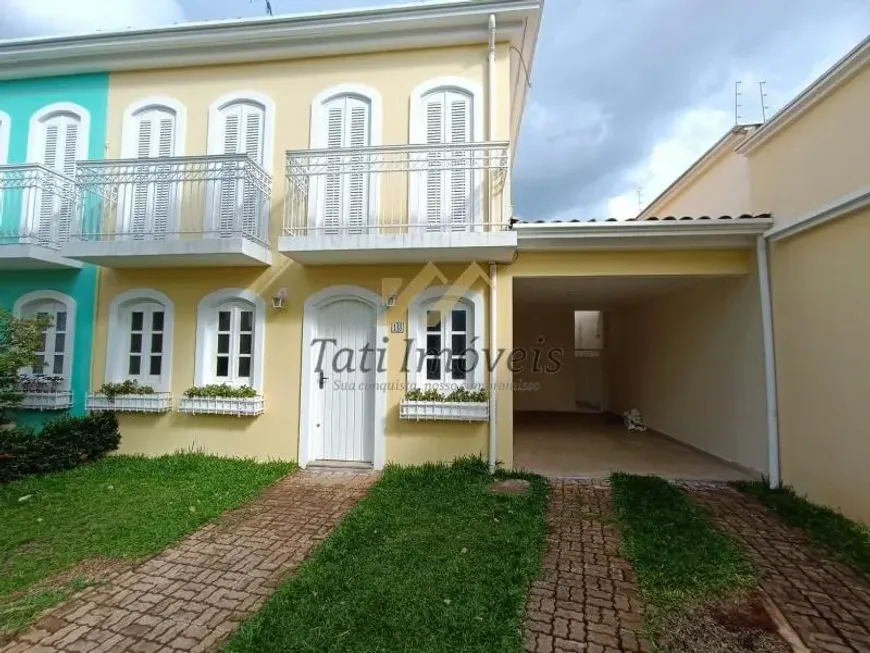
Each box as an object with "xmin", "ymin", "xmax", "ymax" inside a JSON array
[{"xmin": 271, "ymin": 287, "xmax": 287, "ymax": 309}]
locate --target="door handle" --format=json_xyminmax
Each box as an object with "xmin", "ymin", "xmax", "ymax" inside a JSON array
[{"xmin": 318, "ymin": 370, "xmax": 328, "ymax": 389}]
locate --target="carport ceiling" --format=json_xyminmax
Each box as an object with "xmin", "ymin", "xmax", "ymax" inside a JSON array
[{"xmin": 513, "ymin": 275, "xmax": 712, "ymax": 310}]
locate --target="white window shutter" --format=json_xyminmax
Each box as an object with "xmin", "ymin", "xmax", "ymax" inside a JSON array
[
  {"xmin": 448, "ymin": 95, "xmax": 471, "ymax": 229},
  {"xmin": 37, "ymin": 123, "xmax": 61, "ymax": 241},
  {"xmin": 218, "ymin": 109, "xmax": 242, "ymax": 234},
  {"xmin": 323, "ymin": 104, "xmax": 345, "ymax": 232},
  {"xmin": 130, "ymin": 108, "xmax": 177, "ymax": 238},
  {"xmin": 153, "ymin": 117, "xmax": 175, "ymax": 237},
  {"xmin": 131, "ymin": 117, "xmax": 152, "ymax": 236},
  {"xmin": 241, "ymin": 109, "xmax": 264, "ymax": 236},
  {"xmin": 424, "ymin": 96, "xmax": 445, "ymax": 228},
  {"xmin": 347, "ymin": 101, "xmax": 369, "ymax": 231}
]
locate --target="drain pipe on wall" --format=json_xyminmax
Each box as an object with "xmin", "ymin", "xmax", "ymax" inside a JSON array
[
  {"xmin": 487, "ymin": 14, "xmax": 499, "ymax": 473},
  {"xmin": 756, "ymin": 234, "xmax": 781, "ymax": 488}
]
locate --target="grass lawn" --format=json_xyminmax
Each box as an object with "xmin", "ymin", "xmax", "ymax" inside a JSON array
[
  {"xmin": 225, "ymin": 458, "xmax": 549, "ymax": 653},
  {"xmin": 735, "ymin": 481, "xmax": 870, "ymax": 579},
  {"xmin": 0, "ymin": 454, "xmax": 293, "ymax": 637},
  {"xmin": 610, "ymin": 474, "xmax": 755, "ymax": 622}
]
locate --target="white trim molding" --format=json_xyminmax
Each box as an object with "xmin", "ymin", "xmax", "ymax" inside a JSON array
[
  {"xmin": 309, "ymin": 83, "xmax": 383, "ymax": 148},
  {"xmin": 206, "ymin": 90, "xmax": 276, "ymax": 173},
  {"xmin": 299, "ymin": 285, "xmax": 386, "ymax": 471},
  {"xmin": 406, "ymin": 284, "xmax": 485, "ymax": 391},
  {"xmin": 120, "ymin": 96, "xmax": 188, "ymax": 158},
  {"xmin": 766, "ymin": 184, "xmax": 870, "ymax": 243},
  {"xmin": 105, "ymin": 289, "xmax": 175, "ymax": 392},
  {"xmin": 409, "ymin": 76, "xmax": 485, "ymax": 144},
  {"xmin": 0, "ymin": 110, "xmax": 10, "ymax": 165},
  {"xmin": 13, "ymin": 289, "xmax": 77, "ymax": 391},
  {"xmin": 26, "ymin": 102, "xmax": 91, "ymax": 163},
  {"xmin": 194, "ymin": 288, "xmax": 266, "ymax": 391}
]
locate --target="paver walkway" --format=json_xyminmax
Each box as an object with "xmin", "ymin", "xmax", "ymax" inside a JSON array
[
  {"xmin": 523, "ymin": 480, "xmax": 649, "ymax": 653},
  {"xmin": 689, "ymin": 484, "xmax": 870, "ymax": 653},
  {"xmin": 1, "ymin": 470, "xmax": 375, "ymax": 653}
]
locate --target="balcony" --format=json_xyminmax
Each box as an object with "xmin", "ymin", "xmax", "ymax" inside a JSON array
[
  {"xmin": 0, "ymin": 164, "xmax": 83, "ymax": 269},
  {"xmin": 64, "ymin": 155, "xmax": 272, "ymax": 267},
  {"xmin": 281, "ymin": 142, "xmax": 516, "ymax": 265}
]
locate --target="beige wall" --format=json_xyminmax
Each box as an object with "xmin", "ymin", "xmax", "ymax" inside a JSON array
[
  {"xmin": 769, "ymin": 209, "xmax": 870, "ymax": 523},
  {"xmin": 512, "ymin": 307, "xmax": 574, "ymax": 412},
  {"xmin": 749, "ymin": 63, "xmax": 870, "ymax": 225},
  {"xmin": 641, "ymin": 137, "xmax": 752, "ymax": 219},
  {"xmin": 606, "ymin": 270, "xmax": 768, "ymax": 475}
]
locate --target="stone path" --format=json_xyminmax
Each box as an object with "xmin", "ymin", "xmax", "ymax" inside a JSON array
[
  {"xmin": 689, "ymin": 484, "xmax": 870, "ymax": 653},
  {"xmin": 1, "ymin": 470, "xmax": 375, "ymax": 653},
  {"xmin": 523, "ymin": 480, "xmax": 649, "ymax": 653}
]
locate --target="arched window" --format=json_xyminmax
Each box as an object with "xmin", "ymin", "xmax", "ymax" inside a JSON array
[
  {"xmin": 409, "ymin": 78, "xmax": 484, "ymax": 230},
  {"xmin": 195, "ymin": 289, "xmax": 265, "ymax": 391},
  {"xmin": 309, "ymin": 85, "xmax": 382, "ymax": 232},
  {"xmin": 106, "ymin": 290, "xmax": 175, "ymax": 391},
  {"xmin": 121, "ymin": 98, "xmax": 186, "ymax": 238},
  {"xmin": 13, "ymin": 290, "xmax": 77, "ymax": 390},
  {"xmin": 27, "ymin": 103, "xmax": 90, "ymax": 243},
  {"xmin": 407, "ymin": 285, "xmax": 484, "ymax": 390},
  {"xmin": 206, "ymin": 92, "xmax": 274, "ymax": 238}
]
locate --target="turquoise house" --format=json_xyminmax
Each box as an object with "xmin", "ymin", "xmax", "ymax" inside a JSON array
[{"xmin": 0, "ymin": 74, "xmax": 107, "ymax": 424}]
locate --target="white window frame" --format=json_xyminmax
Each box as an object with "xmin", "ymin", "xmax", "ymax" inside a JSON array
[
  {"xmin": 206, "ymin": 91, "xmax": 275, "ymax": 173},
  {"xmin": 13, "ymin": 290, "xmax": 77, "ymax": 391},
  {"xmin": 194, "ymin": 288, "xmax": 265, "ymax": 391},
  {"xmin": 27, "ymin": 102, "xmax": 90, "ymax": 164},
  {"xmin": 407, "ymin": 285, "xmax": 484, "ymax": 391},
  {"xmin": 106, "ymin": 289, "xmax": 175, "ymax": 392},
  {"xmin": 308, "ymin": 84, "xmax": 383, "ymax": 233},
  {"xmin": 408, "ymin": 78, "xmax": 484, "ymax": 229},
  {"xmin": 121, "ymin": 97, "xmax": 187, "ymax": 158}
]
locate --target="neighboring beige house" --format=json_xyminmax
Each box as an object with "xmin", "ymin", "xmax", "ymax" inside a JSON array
[
  {"xmin": 637, "ymin": 124, "xmax": 758, "ymax": 220},
  {"xmin": 634, "ymin": 34, "xmax": 870, "ymax": 524}
]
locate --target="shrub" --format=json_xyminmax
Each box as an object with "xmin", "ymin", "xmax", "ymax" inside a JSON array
[
  {"xmin": 404, "ymin": 387, "xmax": 488, "ymax": 402},
  {"xmin": 0, "ymin": 310, "xmax": 53, "ymax": 425},
  {"xmin": 98, "ymin": 380, "xmax": 155, "ymax": 398},
  {"xmin": 183, "ymin": 384, "xmax": 258, "ymax": 399},
  {"xmin": 0, "ymin": 412, "xmax": 121, "ymax": 483}
]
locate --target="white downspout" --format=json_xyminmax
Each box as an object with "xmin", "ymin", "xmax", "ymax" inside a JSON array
[
  {"xmin": 487, "ymin": 14, "xmax": 498, "ymax": 472},
  {"xmin": 756, "ymin": 235, "xmax": 781, "ymax": 488}
]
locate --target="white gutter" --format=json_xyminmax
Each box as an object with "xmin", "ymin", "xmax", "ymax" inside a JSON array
[
  {"xmin": 515, "ymin": 218, "xmax": 772, "ymax": 238},
  {"xmin": 488, "ymin": 262, "xmax": 498, "ymax": 473},
  {"xmin": 488, "ymin": 14, "xmax": 499, "ymax": 473},
  {"xmin": 756, "ymin": 235, "xmax": 781, "ymax": 488}
]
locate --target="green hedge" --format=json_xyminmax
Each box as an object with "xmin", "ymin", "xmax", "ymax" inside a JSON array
[{"xmin": 0, "ymin": 412, "xmax": 121, "ymax": 483}]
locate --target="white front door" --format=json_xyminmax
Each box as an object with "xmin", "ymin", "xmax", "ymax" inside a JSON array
[{"xmin": 312, "ymin": 298, "xmax": 376, "ymax": 463}]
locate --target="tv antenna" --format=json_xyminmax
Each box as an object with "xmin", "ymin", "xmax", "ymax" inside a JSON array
[
  {"xmin": 637, "ymin": 186, "xmax": 644, "ymax": 211},
  {"xmin": 759, "ymin": 81, "xmax": 769, "ymax": 122},
  {"xmin": 734, "ymin": 81, "xmax": 743, "ymax": 125}
]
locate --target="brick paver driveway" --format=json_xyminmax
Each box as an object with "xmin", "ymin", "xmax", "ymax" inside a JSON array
[
  {"xmin": 523, "ymin": 480, "xmax": 649, "ymax": 653},
  {"xmin": 689, "ymin": 484, "xmax": 870, "ymax": 653},
  {"xmin": 1, "ymin": 470, "xmax": 375, "ymax": 653}
]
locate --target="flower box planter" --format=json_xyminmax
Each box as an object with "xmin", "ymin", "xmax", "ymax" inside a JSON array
[
  {"xmin": 86, "ymin": 393, "xmax": 173, "ymax": 413},
  {"xmin": 399, "ymin": 400, "xmax": 489, "ymax": 422},
  {"xmin": 19, "ymin": 391, "xmax": 74, "ymax": 411},
  {"xmin": 177, "ymin": 395, "xmax": 264, "ymax": 416}
]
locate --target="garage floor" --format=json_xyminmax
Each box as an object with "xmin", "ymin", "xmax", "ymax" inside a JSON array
[{"xmin": 513, "ymin": 411, "xmax": 752, "ymax": 480}]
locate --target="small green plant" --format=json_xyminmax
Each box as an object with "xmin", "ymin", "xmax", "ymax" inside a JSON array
[
  {"xmin": 98, "ymin": 380, "xmax": 155, "ymax": 399},
  {"xmin": 404, "ymin": 387, "xmax": 488, "ymax": 402},
  {"xmin": 0, "ymin": 310, "xmax": 53, "ymax": 425},
  {"xmin": 183, "ymin": 384, "xmax": 258, "ymax": 399}
]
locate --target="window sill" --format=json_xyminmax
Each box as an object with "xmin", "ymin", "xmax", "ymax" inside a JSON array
[
  {"xmin": 87, "ymin": 393, "xmax": 173, "ymax": 413},
  {"xmin": 177, "ymin": 395, "xmax": 264, "ymax": 417},
  {"xmin": 399, "ymin": 400, "xmax": 489, "ymax": 422},
  {"xmin": 19, "ymin": 391, "xmax": 73, "ymax": 411}
]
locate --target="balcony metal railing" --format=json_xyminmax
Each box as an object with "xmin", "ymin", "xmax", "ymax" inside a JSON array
[
  {"xmin": 72, "ymin": 154, "xmax": 272, "ymax": 246},
  {"xmin": 283, "ymin": 142, "xmax": 510, "ymax": 238},
  {"xmin": 0, "ymin": 164, "xmax": 80, "ymax": 248}
]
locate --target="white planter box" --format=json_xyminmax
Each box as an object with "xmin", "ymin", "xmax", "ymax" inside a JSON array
[
  {"xmin": 19, "ymin": 391, "xmax": 73, "ymax": 411},
  {"xmin": 177, "ymin": 395, "xmax": 264, "ymax": 416},
  {"xmin": 87, "ymin": 393, "xmax": 172, "ymax": 413},
  {"xmin": 400, "ymin": 400, "xmax": 489, "ymax": 422}
]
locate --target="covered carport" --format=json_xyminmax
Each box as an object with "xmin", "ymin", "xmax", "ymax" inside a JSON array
[{"xmin": 501, "ymin": 215, "xmax": 776, "ymax": 480}]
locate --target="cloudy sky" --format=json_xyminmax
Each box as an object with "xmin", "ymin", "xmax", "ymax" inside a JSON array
[{"xmin": 2, "ymin": 0, "xmax": 869, "ymax": 219}]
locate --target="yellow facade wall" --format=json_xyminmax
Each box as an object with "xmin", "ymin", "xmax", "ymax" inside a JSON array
[
  {"xmin": 769, "ymin": 210, "xmax": 870, "ymax": 524},
  {"xmin": 94, "ymin": 262, "xmax": 491, "ymax": 464}
]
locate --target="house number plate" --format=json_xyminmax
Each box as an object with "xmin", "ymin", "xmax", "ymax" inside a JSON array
[{"xmin": 391, "ymin": 321, "xmax": 405, "ymax": 334}]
